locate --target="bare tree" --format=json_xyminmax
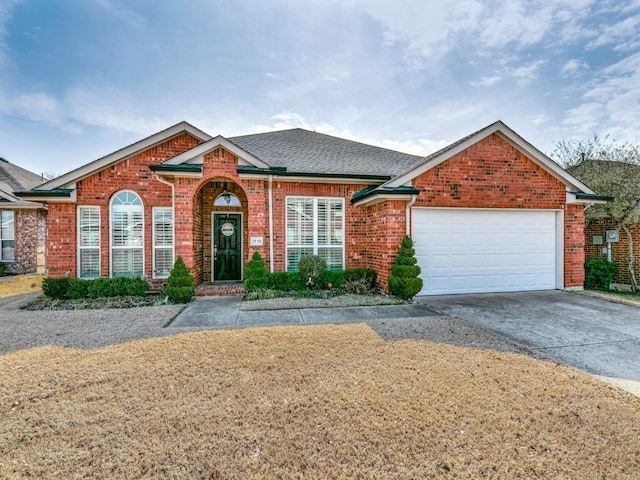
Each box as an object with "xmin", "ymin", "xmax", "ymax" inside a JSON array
[{"xmin": 552, "ymin": 135, "xmax": 640, "ymax": 290}]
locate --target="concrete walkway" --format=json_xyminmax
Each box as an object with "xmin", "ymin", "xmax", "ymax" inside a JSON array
[{"xmin": 169, "ymin": 295, "xmax": 442, "ymax": 329}]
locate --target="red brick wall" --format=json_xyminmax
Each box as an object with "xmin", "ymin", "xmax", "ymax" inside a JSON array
[
  {"xmin": 46, "ymin": 203, "xmax": 76, "ymax": 276},
  {"xmin": 585, "ymin": 217, "xmax": 640, "ymax": 286},
  {"xmin": 364, "ymin": 200, "xmax": 407, "ymax": 289},
  {"xmin": 564, "ymin": 205, "xmax": 585, "ymax": 287},
  {"xmin": 413, "ymin": 134, "xmax": 566, "ymax": 209}
]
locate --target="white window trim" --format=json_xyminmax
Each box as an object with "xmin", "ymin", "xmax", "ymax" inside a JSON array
[
  {"xmin": 77, "ymin": 206, "xmax": 100, "ymax": 278},
  {"xmin": 152, "ymin": 206, "xmax": 174, "ymax": 279},
  {"xmin": 109, "ymin": 190, "xmax": 145, "ymax": 278},
  {"xmin": 285, "ymin": 196, "xmax": 345, "ymax": 271},
  {"xmin": 0, "ymin": 210, "xmax": 15, "ymax": 262}
]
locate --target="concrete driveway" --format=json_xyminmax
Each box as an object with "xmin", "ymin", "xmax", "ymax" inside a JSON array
[{"xmin": 423, "ymin": 290, "xmax": 640, "ymax": 383}]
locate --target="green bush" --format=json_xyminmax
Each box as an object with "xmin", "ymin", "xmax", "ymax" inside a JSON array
[
  {"xmin": 165, "ymin": 257, "xmax": 195, "ymax": 303},
  {"xmin": 42, "ymin": 277, "xmax": 71, "ymax": 299},
  {"xmin": 585, "ymin": 258, "xmax": 618, "ymax": 290},
  {"xmin": 323, "ymin": 269, "xmax": 345, "ymax": 288},
  {"xmin": 244, "ymin": 288, "xmax": 281, "ymax": 301},
  {"xmin": 87, "ymin": 278, "xmax": 111, "ymax": 298},
  {"xmin": 244, "ymin": 251, "xmax": 269, "ymax": 292},
  {"xmin": 66, "ymin": 278, "xmax": 90, "ymax": 299},
  {"xmin": 268, "ymin": 271, "xmax": 306, "ymax": 291},
  {"xmin": 388, "ymin": 236, "xmax": 423, "ymax": 301},
  {"xmin": 298, "ymin": 255, "xmax": 326, "ymax": 289}
]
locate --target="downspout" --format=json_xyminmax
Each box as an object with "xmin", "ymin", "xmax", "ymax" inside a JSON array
[
  {"xmin": 268, "ymin": 174, "xmax": 274, "ymax": 273},
  {"xmin": 406, "ymin": 194, "xmax": 417, "ymax": 237},
  {"xmin": 155, "ymin": 174, "xmax": 176, "ymax": 276}
]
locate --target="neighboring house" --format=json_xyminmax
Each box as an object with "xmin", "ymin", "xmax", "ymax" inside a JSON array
[
  {"xmin": 570, "ymin": 160, "xmax": 640, "ymax": 289},
  {"xmin": 0, "ymin": 157, "xmax": 47, "ymax": 274},
  {"xmin": 17, "ymin": 121, "xmax": 604, "ymax": 295}
]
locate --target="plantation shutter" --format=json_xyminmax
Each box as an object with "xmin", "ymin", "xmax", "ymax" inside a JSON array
[
  {"xmin": 153, "ymin": 207, "xmax": 173, "ymax": 278},
  {"xmin": 111, "ymin": 192, "xmax": 144, "ymax": 277},
  {"xmin": 78, "ymin": 206, "xmax": 100, "ymax": 278}
]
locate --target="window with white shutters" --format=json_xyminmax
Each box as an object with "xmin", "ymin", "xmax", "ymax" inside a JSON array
[
  {"xmin": 78, "ymin": 206, "xmax": 100, "ymax": 278},
  {"xmin": 110, "ymin": 191, "xmax": 144, "ymax": 277},
  {"xmin": 153, "ymin": 207, "xmax": 173, "ymax": 278},
  {"xmin": 286, "ymin": 197, "xmax": 344, "ymax": 271}
]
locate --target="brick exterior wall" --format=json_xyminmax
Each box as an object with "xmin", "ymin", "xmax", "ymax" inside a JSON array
[
  {"xmin": 412, "ymin": 133, "xmax": 585, "ymax": 288},
  {"xmin": 585, "ymin": 217, "xmax": 640, "ymax": 287},
  {"xmin": 42, "ymin": 130, "xmax": 586, "ymax": 291},
  {"xmin": 3, "ymin": 208, "xmax": 47, "ymax": 274}
]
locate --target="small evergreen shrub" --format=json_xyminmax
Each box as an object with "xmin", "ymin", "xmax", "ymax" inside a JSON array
[
  {"xmin": 244, "ymin": 251, "xmax": 269, "ymax": 292},
  {"xmin": 298, "ymin": 255, "xmax": 326, "ymax": 289},
  {"xmin": 585, "ymin": 258, "xmax": 618, "ymax": 290},
  {"xmin": 42, "ymin": 277, "xmax": 71, "ymax": 299},
  {"xmin": 323, "ymin": 270, "xmax": 346, "ymax": 288},
  {"xmin": 87, "ymin": 278, "xmax": 112, "ymax": 298},
  {"xmin": 268, "ymin": 271, "xmax": 306, "ymax": 291},
  {"xmin": 388, "ymin": 236, "xmax": 423, "ymax": 301},
  {"xmin": 165, "ymin": 257, "xmax": 195, "ymax": 304}
]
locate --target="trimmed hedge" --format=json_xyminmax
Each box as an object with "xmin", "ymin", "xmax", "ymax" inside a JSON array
[
  {"xmin": 268, "ymin": 272, "xmax": 306, "ymax": 291},
  {"xmin": 42, "ymin": 276, "xmax": 149, "ymax": 300},
  {"xmin": 265, "ymin": 268, "xmax": 377, "ymax": 292}
]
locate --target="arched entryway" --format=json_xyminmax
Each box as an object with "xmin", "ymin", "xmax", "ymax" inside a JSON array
[{"xmin": 193, "ymin": 179, "xmax": 248, "ymax": 284}]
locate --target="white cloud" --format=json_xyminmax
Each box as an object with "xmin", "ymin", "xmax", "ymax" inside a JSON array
[
  {"xmin": 511, "ymin": 60, "xmax": 546, "ymax": 85},
  {"xmin": 588, "ymin": 14, "xmax": 640, "ymax": 49},
  {"xmin": 470, "ymin": 76, "xmax": 502, "ymax": 87},
  {"xmin": 0, "ymin": 0, "xmax": 21, "ymax": 68},
  {"xmin": 561, "ymin": 59, "xmax": 590, "ymax": 77}
]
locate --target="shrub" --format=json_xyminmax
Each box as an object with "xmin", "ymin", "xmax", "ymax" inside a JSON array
[
  {"xmin": 66, "ymin": 278, "xmax": 90, "ymax": 299},
  {"xmin": 585, "ymin": 258, "xmax": 618, "ymax": 290},
  {"xmin": 342, "ymin": 278, "xmax": 372, "ymax": 295},
  {"xmin": 268, "ymin": 271, "xmax": 306, "ymax": 291},
  {"xmin": 344, "ymin": 268, "xmax": 377, "ymax": 290},
  {"xmin": 298, "ymin": 255, "xmax": 326, "ymax": 289},
  {"xmin": 244, "ymin": 251, "xmax": 269, "ymax": 292},
  {"xmin": 388, "ymin": 235, "xmax": 423, "ymax": 301},
  {"xmin": 165, "ymin": 257, "xmax": 195, "ymax": 304},
  {"xmin": 42, "ymin": 277, "xmax": 71, "ymax": 299},
  {"xmin": 0, "ymin": 262, "xmax": 7, "ymax": 277},
  {"xmin": 323, "ymin": 269, "xmax": 346, "ymax": 288}
]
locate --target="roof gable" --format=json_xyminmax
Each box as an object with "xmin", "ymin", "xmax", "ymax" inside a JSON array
[
  {"xmin": 35, "ymin": 121, "xmax": 211, "ymax": 190},
  {"xmin": 386, "ymin": 120, "xmax": 597, "ymax": 195},
  {"xmin": 161, "ymin": 135, "xmax": 270, "ymax": 169}
]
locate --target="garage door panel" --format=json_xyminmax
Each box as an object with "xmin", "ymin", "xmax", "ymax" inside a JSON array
[{"xmin": 413, "ymin": 209, "xmax": 558, "ymax": 295}]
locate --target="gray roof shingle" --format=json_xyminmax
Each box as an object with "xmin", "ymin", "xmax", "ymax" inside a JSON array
[
  {"xmin": 229, "ymin": 128, "xmax": 424, "ymax": 177},
  {"xmin": 0, "ymin": 158, "xmax": 45, "ymax": 193}
]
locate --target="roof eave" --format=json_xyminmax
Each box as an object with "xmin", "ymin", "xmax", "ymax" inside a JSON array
[{"xmin": 34, "ymin": 121, "xmax": 211, "ymax": 191}]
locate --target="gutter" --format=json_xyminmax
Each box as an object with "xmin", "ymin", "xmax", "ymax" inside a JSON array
[
  {"xmin": 268, "ymin": 175, "xmax": 274, "ymax": 273},
  {"xmin": 406, "ymin": 193, "xmax": 418, "ymax": 236}
]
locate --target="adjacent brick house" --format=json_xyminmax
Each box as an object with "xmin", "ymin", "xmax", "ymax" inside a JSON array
[
  {"xmin": 0, "ymin": 158, "xmax": 47, "ymax": 274},
  {"xmin": 18, "ymin": 121, "xmax": 604, "ymax": 294}
]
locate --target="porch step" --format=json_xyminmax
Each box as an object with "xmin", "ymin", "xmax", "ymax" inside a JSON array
[{"xmin": 195, "ymin": 282, "xmax": 245, "ymax": 296}]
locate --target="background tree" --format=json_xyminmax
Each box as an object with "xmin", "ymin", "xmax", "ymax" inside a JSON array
[{"xmin": 551, "ymin": 135, "xmax": 640, "ymax": 290}]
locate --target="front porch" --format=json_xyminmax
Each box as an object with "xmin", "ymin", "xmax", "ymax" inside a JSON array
[{"xmin": 195, "ymin": 281, "xmax": 245, "ymax": 296}]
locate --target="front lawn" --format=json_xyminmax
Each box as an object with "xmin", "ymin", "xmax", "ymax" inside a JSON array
[{"xmin": 1, "ymin": 325, "xmax": 638, "ymax": 479}]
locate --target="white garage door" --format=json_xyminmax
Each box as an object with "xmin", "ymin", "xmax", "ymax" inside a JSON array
[{"xmin": 412, "ymin": 209, "xmax": 559, "ymax": 295}]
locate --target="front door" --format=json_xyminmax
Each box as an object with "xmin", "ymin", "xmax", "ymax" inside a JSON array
[{"xmin": 213, "ymin": 213, "xmax": 242, "ymax": 281}]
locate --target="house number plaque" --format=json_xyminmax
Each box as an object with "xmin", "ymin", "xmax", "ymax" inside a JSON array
[{"xmin": 221, "ymin": 222, "xmax": 235, "ymax": 237}]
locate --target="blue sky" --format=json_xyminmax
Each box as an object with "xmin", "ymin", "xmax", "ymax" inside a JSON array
[{"xmin": 1, "ymin": 0, "xmax": 639, "ymax": 177}]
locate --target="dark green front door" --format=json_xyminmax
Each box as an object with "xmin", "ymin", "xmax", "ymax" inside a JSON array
[{"xmin": 213, "ymin": 214, "xmax": 242, "ymax": 281}]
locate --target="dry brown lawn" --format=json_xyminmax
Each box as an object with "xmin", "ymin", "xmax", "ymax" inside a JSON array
[
  {"xmin": 1, "ymin": 325, "xmax": 639, "ymax": 479},
  {"xmin": 0, "ymin": 274, "xmax": 43, "ymax": 298}
]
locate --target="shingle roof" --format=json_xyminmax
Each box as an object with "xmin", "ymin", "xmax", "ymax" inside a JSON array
[
  {"xmin": 0, "ymin": 158, "xmax": 45, "ymax": 193},
  {"xmin": 229, "ymin": 128, "xmax": 424, "ymax": 177}
]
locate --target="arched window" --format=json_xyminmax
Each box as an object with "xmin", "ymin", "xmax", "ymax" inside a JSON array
[
  {"xmin": 110, "ymin": 191, "xmax": 144, "ymax": 277},
  {"xmin": 214, "ymin": 192, "xmax": 241, "ymax": 207}
]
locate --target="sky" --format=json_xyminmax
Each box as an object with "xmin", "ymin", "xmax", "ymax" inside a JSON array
[{"xmin": 0, "ymin": 0, "xmax": 639, "ymax": 178}]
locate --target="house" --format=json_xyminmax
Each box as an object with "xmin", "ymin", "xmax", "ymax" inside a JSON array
[
  {"xmin": 17, "ymin": 120, "xmax": 605, "ymax": 295},
  {"xmin": 570, "ymin": 160, "xmax": 640, "ymax": 289},
  {"xmin": 0, "ymin": 157, "xmax": 47, "ymax": 274}
]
